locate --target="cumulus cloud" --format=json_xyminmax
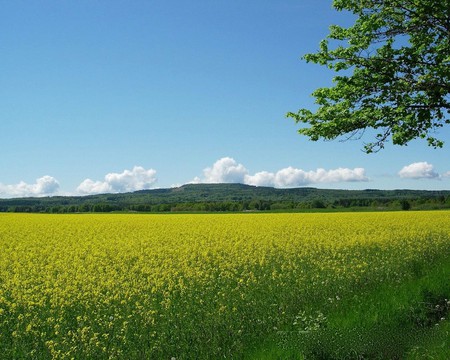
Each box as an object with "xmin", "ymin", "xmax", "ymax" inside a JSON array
[
  {"xmin": 76, "ymin": 179, "xmax": 112, "ymax": 195},
  {"xmin": 76, "ymin": 166, "xmax": 157, "ymax": 195},
  {"xmin": 203, "ymin": 157, "xmax": 248, "ymax": 183},
  {"xmin": 0, "ymin": 176, "xmax": 60, "ymax": 198},
  {"xmin": 245, "ymin": 166, "xmax": 368, "ymax": 187},
  {"xmin": 244, "ymin": 171, "xmax": 276, "ymax": 187},
  {"xmin": 398, "ymin": 162, "xmax": 440, "ymax": 179},
  {"xmin": 195, "ymin": 157, "xmax": 368, "ymax": 188}
]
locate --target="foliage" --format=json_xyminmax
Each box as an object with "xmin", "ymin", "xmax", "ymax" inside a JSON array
[
  {"xmin": 287, "ymin": 0, "xmax": 450, "ymax": 152},
  {"xmin": 0, "ymin": 212, "xmax": 449, "ymax": 358},
  {"xmin": 400, "ymin": 199, "xmax": 411, "ymax": 210},
  {"xmin": 1, "ymin": 183, "xmax": 449, "ymax": 213}
]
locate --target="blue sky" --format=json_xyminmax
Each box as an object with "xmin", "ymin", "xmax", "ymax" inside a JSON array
[{"xmin": 1, "ymin": 0, "xmax": 449, "ymax": 198}]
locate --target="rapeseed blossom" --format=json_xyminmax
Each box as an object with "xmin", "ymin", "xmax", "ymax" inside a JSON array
[{"xmin": 0, "ymin": 212, "xmax": 448, "ymax": 358}]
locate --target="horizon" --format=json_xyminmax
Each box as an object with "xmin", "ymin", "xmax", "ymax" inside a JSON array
[
  {"xmin": 1, "ymin": 1, "xmax": 449, "ymax": 198},
  {"xmin": 2, "ymin": 181, "xmax": 450, "ymax": 201}
]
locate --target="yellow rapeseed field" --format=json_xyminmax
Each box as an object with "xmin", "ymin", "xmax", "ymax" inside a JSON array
[{"xmin": 0, "ymin": 212, "xmax": 449, "ymax": 359}]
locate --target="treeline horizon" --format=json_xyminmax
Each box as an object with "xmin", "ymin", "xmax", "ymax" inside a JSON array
[{"xmin": 1, "ymin": 183, "xmax": 450, "ymax": 213}]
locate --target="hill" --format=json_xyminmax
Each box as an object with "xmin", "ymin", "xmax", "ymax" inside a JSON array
[{"xmin": 1, "ymin": 183, "xmax": 449, "ymax": 213}]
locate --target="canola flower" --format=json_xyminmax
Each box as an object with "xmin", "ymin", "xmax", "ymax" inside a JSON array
[{"xmin": 0, "ymin": 212, "xmax": 449, "ymax": 359}]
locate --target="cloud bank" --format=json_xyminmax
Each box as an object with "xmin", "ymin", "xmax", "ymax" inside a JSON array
[
  {"xmin": 3, "ymin": 159, "xmax": 448, "ymax": 198},
  {"xmin": 195, "ymin": 157, "xmax": 369, "ymax": 187},
  {"xmin": 398, "ymin": 162, "xmax": 440, "ymax": 179},
  {"xmin": 0, "ymin": 176, "xmax": 60, "ymax": 198},
  {"xmin": 77, "ymin": 166, "xmax": 157, "ymax": 195}
]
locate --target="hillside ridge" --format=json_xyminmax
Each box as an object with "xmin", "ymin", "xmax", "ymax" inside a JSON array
[{"xmin": 1, "ymin": 183, "xmax": 449, "ymax": 212}]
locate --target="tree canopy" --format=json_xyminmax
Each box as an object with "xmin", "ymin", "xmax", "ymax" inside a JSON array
[{"xmin": 288, "ymin": 0, "xmax": 450, "ymax": 153}]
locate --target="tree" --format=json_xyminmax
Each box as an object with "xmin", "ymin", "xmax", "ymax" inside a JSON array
[
  {"xmin": 400, "ymin": 199, "xmax": 411, "ymax": 210},
  {"xmin": 287, "ymin": 0, "xmax": 450, "ymax": 153}
]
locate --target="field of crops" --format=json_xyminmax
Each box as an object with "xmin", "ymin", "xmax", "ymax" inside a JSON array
[{"xmin": 0, "ymin": 212, "xmax": 449, "ymax": 359}]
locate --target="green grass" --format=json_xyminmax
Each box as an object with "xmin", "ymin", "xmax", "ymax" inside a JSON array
[{"xmin": 245, "ymin": 256, "xmax": 450, "ymax": 359}]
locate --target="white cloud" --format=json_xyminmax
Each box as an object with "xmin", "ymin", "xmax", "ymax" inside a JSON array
[
  {"xmin": 398, "ymin": 162, "xmax": 440, "ymax": 179},
  {"xmin": 246, "ymin": 166, "xmax": 368, "ymax": 187},
  {"xmin": 188, "ymin": 177, "xmax": 202, "ymax": 184},
  {"xmin": 244, "ymin": 171, "xmax": 276, "ymax": 187},
  {"xmin": 203, "ymin": 157, "xmax": 248, "ymax": 183},
  {"xmin": 76, "ymin": 179, "xmax": 112, "ymax": 195},
  {"xmin": 195, "ymin": 157, "xmax": 368, "ymax": 188},
  {"xmin": 76, "ymin": 166, "xmax": 157, "ymax": 195},
  {"xmin": 443, "ymin": 171, "xmax": 450, "ymax": 178},
  {"xmin": 0, "ymin": 176, "xmax": 60, "ymax": 198}
]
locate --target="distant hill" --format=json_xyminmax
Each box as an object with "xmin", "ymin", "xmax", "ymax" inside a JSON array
[{"xmin": 1, "ymin": 183, "xmax": 449, "ymax": 213}]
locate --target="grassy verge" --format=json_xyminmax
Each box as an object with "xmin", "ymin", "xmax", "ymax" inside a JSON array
[{"xmin": 247, "ymin": 256, "xmax": 450, "ymax": 359}]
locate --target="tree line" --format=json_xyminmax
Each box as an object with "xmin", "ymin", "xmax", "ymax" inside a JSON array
[{"xmin": 2, "ymin": 196, "xmax": 449, "ymax": 213}]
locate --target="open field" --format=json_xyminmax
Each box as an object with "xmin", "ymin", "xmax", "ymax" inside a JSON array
[{"xmin": 0, "ymin": 212, "xmax": 449, "ymax": 359}]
